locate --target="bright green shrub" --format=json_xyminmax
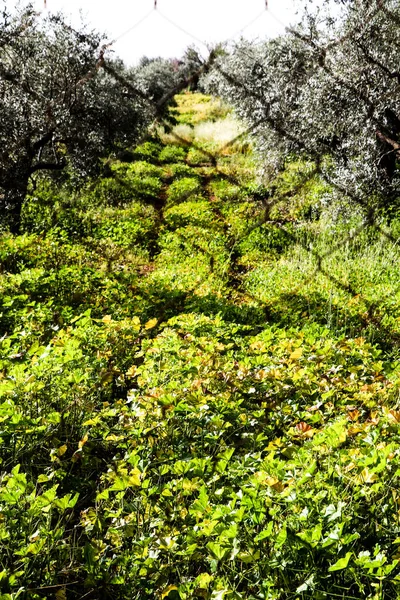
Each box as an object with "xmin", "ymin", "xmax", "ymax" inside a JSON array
[
  {"xmin": 209, "ymin": 179, "xmax": 245, "ymax": 202},
  {"xmin": 237, "ymin": 223, "xmax": 295, "ymax": 259},
  {"xmin": 132, "ymin": 141, "xmax": 163, "ymax": 163},
  {"xmin": 97, "ymin": 174, "xmax": 163, "ymax": 205},
  {"xmin": 164, "ymin": 201, "xmax": 215, "ymax": 229},
  {"xmin": 91, "ymin": 204, "xmax": 158, "ymax": 249},
  {"xmin": 158, "ymin": 145, "xmax": 187, "ymax": 164},
  {"xmin": 186, "ymin": 147, "xmax": 211, "ymax": 166},
  {"xmin": 166, "ymin": 177, "xmax": 202, "ymax": 204},
  {"xmin": 165, "ymin": 163, "xmax": 199, "ymax": 179},
  {"xmin": 114, "ymin": 161, "xmax": 165, "ymax": 179}
]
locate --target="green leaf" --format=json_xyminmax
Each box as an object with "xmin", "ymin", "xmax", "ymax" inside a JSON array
[
  {"xmin": 329, "ymin": 552, "xmax": 352, "ymax": 572},
  {"xmin": 297, "ymin": 523, "xmax": 322, "ymax": 547},
  {"xmin": 237, "ymin": 548, "xmax": 260, "ymax": 563},
  {"xmin": 275, "ymin": 525, "xmax": 287, "ymax": 548},
  {"xmin": 255, "ymin": 521, "xmax": 274, "ymax": 541},
  {"xmin": 190, "ymin": 486, "xmax": 209, "ymax": 516},
  {"xmin": 206, "ymin": 542, "xmax": 229, "ymax": 561}
]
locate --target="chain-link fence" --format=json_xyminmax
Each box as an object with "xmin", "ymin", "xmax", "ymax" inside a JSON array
[{"xmin": 82, "ymin": 0, "xmax": 400, "ymax": 352}]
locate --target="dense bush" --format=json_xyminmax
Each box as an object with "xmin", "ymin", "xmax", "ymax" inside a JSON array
[{"xmin": 166, "ymin": 177, "xmax": 203, "ymax": 204}]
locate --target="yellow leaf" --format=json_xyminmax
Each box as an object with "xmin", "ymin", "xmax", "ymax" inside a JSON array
[
  {"xmin": 101, "ymin": 370, "xmax": 114, "ymax": 385},
  {"xmin": 126, "ymin": 365, "xmax": 137, "ymax": 378},
  {"xmin": 250, "ymin": 340, "xmax": 266, "ymax": 352},
  {"xmin": 267, "ymin": 437, "xmax": 283, "ymax": 450},
  {"xmin": 161, "ymin": 584, "xmax": 178, "ymax": 598},
  {"xmin": 389, "ymin": 410, "xmax": 400, "ymax": 423},
  {"xmin": 55, "ymin": 588, "xmax": 67, "ymax": 600},
  {"xmin": 264, "ymin": 368, "xmax": 282, "ymax": 380},
  {"xmin": 102, "ymin": 315, "xmax": 112, "ymax": 324},
  {"xmin": 264, "ymin": 475, "xmax": 279, "ymax": 487},
  {"xmin": 347, "ymin": 409, "xmax": 360, "ymax": 421},
  {"xmin": 128, "ymin": 468, "xmax": 141, "ymax": 487},
  {"xmin": 78, "ymin": 433, "xmax": 88, "ymax": 449},
  {"xmin": 348, "ymin": 424, "xmax": 364, "ymax": 436},
  {"xmin": 57, "ymin": 444, "xmax": 68, "ymax": 457},
  {"xmin": 145, "ymin": 318, "xmax": 158, "ymax": 330},
  {"xmin": 290, "ymin": 347, "xmax": 303, "ymax": 360},
  {"xmin": 196, "ymin": 572, "xmax": 213, "ymax": 589},
  {"xmin": 343, "ymin": 461, "xmax": 357, "ymax": 473},
  {"xmin": 253, "ymin": 472, "xmax": 284, "ymax": 491},
  {"xmin": 357, "ymin": 468, "xmax": 378, "ymax": 484}
]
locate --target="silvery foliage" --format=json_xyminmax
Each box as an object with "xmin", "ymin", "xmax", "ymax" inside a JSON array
[
  {"xmin": 133, "ymin": 47, "xmax": 204, "ymax": 107},
  {"xmin": 0, "ymin": 3, "xmax": 151, "ymax": 231},
  {"xmin": 203, "ymin": 0, "xmax": 400, "ymax": 216}
]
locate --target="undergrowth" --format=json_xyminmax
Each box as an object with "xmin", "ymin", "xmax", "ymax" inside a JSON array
[{"xmin": 0, "ymin": 92, "xmax": 400, "ymax": 600}]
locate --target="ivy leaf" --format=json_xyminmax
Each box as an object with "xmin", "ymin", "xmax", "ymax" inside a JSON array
[
  {"xmin": 57, "ymin": 444, "xmax": 68, "ymax": 457},
  {"xmin": 161, "ymin": 584, "xmax": 179, "ymax": 599},
  {"xmin": 126, "ymin": 365, "xmax": 137, "ymax": 377},
  {"xmin": 255, "ymin": 521, "xmax": 274, "ymax": 541},
  {"xmin": 195, "ymin": 572, "xmax": 213, "ymax": 589},
  {"xmin": 78, "ymin": 433, "xmax": 88, "ymax": 449},
  {"xmin": 55, "ymin": 587, "xmax": 67, "ymax": 600},
  {"xmin": 290, "ymin": 347, "xmax": 303, "ymax": 360},
  {"xmin": 190, "ymin": 486, "xmax": 209, "ymax": 516},
  {"xmin": 207, "ymin": 542, "xmax": 229, "ymax": 561},
  {"xmin": 328, "ymin": 552, "xmax": 352, "ymax": 572},
  {"xmin": 275, "ymin": 525, "xmax": 287, "ymax": 548}
]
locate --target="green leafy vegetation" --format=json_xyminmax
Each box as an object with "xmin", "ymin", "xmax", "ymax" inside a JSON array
[{"xmin": 1, "ymin": 81, "xmax": 400, "ymax": 600}]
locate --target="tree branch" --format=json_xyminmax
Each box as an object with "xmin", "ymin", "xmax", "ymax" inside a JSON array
[
  {"xmin": 376, "ymin": 129, "xmax": 400, "ymax": 154},
  {"xmin": 32, "ymin": 131, "xmax": 54, "ymax": 152},
  {"xmin": 29, "ymin": 159, "xmax": 66, "ymax": 174}
]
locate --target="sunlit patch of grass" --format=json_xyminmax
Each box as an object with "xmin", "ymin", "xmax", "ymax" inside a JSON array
[
  {"xmin": 172, "ymin": 91, "xmax": 230, "ymax": 124},
  {"xmin": 193, "ymin": 116, "xmax": 245, "ymax": 146},
  {"xmin": 244, "ymin": 225, "xmax": 400, "ymax": 349},
  {"xmin": 159, "ymin": 123, "xmax": 194, "ymax": 145}
]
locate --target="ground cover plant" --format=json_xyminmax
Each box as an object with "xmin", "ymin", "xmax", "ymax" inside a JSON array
[{"xmin": 1, "ymin": 82, "xmax": 400, "ymax": 600}]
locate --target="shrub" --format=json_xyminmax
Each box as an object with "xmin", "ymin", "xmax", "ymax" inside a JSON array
[
  {"xmin": 166, "ymin": 177, "xmax": 203, "ymax": 204},
  {"xmin": 158, "ymin": 145, "xmax": 187, "ymax": 164},
  {"xmin": 164, "ymin": 201, "xmax": 215, "ymax": 229}
]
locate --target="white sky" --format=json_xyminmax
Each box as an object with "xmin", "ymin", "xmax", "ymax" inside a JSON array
[{"xmin": 24, "ymin": 0, "xmax": 298, "ymax": 65}]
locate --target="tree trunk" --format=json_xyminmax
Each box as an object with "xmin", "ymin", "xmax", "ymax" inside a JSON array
[
  {"xmin": 0, "ymin": 181, "xmax": 29, "ymax": 234},
  {"xmin": 0, "ymin": 162, "xmax": 30, "ymax": 234}
]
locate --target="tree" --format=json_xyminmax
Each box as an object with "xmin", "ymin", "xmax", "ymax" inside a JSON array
[
  {"xmin": 0, "ymin": 3, "xmax": 151, "ymax": 233},
  {"xmin": 134, "ymin": 48, "xmax": 203, "ymax": 105},
  {"xmin": 203, "ymin": 0, "xmax": 400, "ymax": 217}
]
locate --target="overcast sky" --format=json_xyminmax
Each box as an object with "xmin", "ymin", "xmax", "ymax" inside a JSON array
[{"xmin": 23, "ymin": 0, "xmax": 298, "ymax": 65}]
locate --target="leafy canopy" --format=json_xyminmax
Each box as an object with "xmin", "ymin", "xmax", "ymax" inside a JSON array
[
  {"xmin": 203, "ymin": 0, "xmax": 400, "ymax": 215},
  {"xmin": 0, "ymin": 3, "xmax": 150, "ymax": 231}
]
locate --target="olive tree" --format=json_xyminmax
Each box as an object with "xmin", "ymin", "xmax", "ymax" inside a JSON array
[
  {"xmin": 134, "ymin": 47, "xmax": 204, "ymax": 107},
  {"xmin": 203, "ymin": 0, "xmax": 400, "ymax": 217},
  {"xmin": 0, "ymin": 3, "xmax": 152, "ymax": 233}
]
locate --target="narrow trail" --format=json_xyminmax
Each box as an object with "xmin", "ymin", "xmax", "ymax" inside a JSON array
[{"xmin": 129, "ymin": 92, "xmax": 265, "ymax": 327}]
